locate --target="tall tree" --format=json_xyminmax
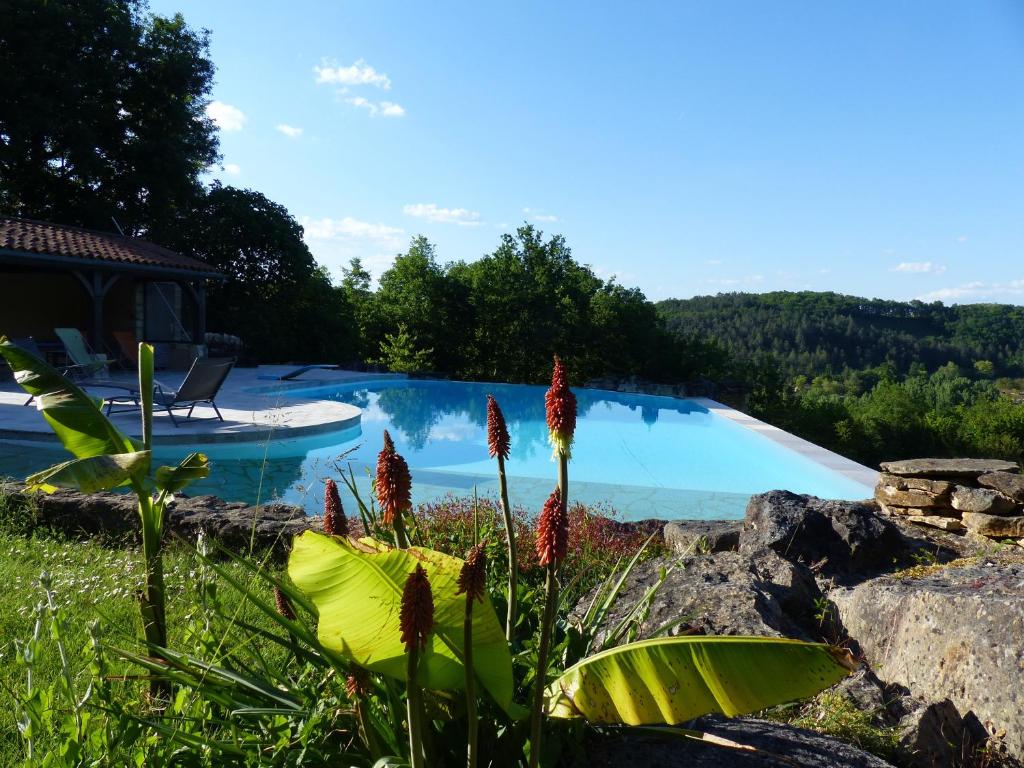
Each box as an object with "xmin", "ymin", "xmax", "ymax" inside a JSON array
[{"xmin": 0, "ymin": 0, "xmax": 218, "ymax": 237}]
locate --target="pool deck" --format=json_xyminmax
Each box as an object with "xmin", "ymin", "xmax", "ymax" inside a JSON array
[
  {"xmin": 691, "ymin": 397, "xmax": 879, "ymax": 490},
  {"xmin": 0, "ymin": 366, "xmax": 403, "ymax": 446}
]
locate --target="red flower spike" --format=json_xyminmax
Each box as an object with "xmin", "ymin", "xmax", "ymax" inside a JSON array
[
  {"xmin": 545, "ymin": 356, "xmax": 577, "ymax": 459},
  {"xmin": 323, "ymin": 478, "xmax": 348, "ymax": 536},
  {"xmin": 535, "ymin": 488, "xmax": 568, "ymax": 568},
  {"xmin": 273, "ymin": 585, "xmax": 297, "ymax": 621},
  {"xmin": 400, "ymin": 564, "xmax": 434, "ymax": 652},
  {"xmin": 457, "ymin": 542, "xmax": 488, "ymax": 602},
  {"xmin": 486, "ymin": 395, "xmax": 511, "ymax": 461},
  {"xmin": 376, "ymin": 430, "xmax": 412, "ymax": 525}
]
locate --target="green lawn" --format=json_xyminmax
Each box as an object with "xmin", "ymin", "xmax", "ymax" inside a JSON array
[{"xmin": 0, "ymin": 529, "xmax": 284, "ymax": 764}]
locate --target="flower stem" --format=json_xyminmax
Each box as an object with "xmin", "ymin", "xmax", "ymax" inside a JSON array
[
  {"xmin": 529, "ymin": 563, "xmax": 559, "ymax": 768},
  {"xmin": 406, "ymin": 645, "xmax": 427, "ymax": 768},
  {"xmin": 497, "ymin": 454, "xmax": 518, "ymax": 642},
  {"xmin": 464, "ymin": 595, "xmax": 478, "ymax": 768},
  {"xmin": 394, "ymin": 513, "xmax": 411, "ymax": 549}
]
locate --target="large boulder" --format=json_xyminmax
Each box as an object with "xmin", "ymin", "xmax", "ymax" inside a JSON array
[
  {"xmin": 575, "ymin": 549, "xmax": 824, "ymax": 645},
  {"xmin": 739, "ymin": 491, "xmax": 907, "ymax": 581},
  {"xmin": 829, "ymin": 559, "xmax": 1024, "ymax": 759},
  {"xmin": 583, "ymin": 717, "xmax": 896, "ymax": 767},
  {"xmin": 879, "ymin": 458, "xmax": 1019, "ymax": 479}
]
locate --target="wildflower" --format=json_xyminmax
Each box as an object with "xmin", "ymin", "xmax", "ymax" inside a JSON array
[
  {"xmin": 376, "ymin": 430, "xmax": 412, "ymax": 526},
  {"xmin": 545, "ymin": 356, "xmax": 577, "ymax": 459},
  {"xmin": 273, "ymin": 585, "xmax": 297, "ymax": 621},
  {"xmin": 400, "ymin": 564, "xmax": 434, "ymax": 652},
  {"xmin": 535, "ymin": 488, "xmax": 568, "ymax": 568},
  {"xmin": 323, "ymin": 478, "xmax": 348, "ymax": 536},
  {"xmin": 486, "ymin": 395, "xmax": 510, "ymax": 460},
  {"xmin": 457, "ymin": 542, "xmax": 488, "ymax": 602},
  {"xmin": 346, "ymin": 666, "xmax": 369, "ymax": 699}
]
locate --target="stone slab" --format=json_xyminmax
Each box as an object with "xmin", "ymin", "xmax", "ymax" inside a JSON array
[
  {"xmin": 978, "ymin": 471, "xmax": 1024, "ymax": 503},
  {"xmin": 961, "ymin": 512, "xmax": 1024, "ymax": 538},
  {"xmin": 879, "ymin": 458, "xmax": 1019, "ymax": 479}
]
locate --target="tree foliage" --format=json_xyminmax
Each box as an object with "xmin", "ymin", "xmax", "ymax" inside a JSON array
[{"xmin": 0, "ymin": 0, "xmax": 218, "ymax": 239}]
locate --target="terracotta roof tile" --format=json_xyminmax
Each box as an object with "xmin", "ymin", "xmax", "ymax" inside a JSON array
[{"xmin": 0, "ymin": 216, "xmax": 218, "ymax": 275}]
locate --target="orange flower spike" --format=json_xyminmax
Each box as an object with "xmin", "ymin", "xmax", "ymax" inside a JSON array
[
  {"xmin": 273, "ymin": 585, "xmax": 297, "ymax": 621},
  {"xmin": 376, "ymin": 429, "xmax": 412, "ymax": 526},
  {"xmin": 400, "ymin": 564, "xmax": 435, "ymax": 652},
  {"xmin": 535, "ymin": 488, "xmax": 568, "ymax": 568},
  {"xmin": 486, "ymin": 395, "xmax": 510, "ymax": 461},
  {"xmin": 457, "ymin": 542, "xmax": 488, "ymax": 602},
  {"xmin": 545, "ymin": 356, "xmax": 577, "ymax": 459},
  {"xmin": 323, "ymin": 478, "xmax": 348, "ymax": 536}
]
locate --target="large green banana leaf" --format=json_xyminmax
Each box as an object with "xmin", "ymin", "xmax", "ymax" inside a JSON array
[
  {"xmin": 26, "ymin": 451, "xmax": 152, "ymax": 493},
  {"xmin": 0, "ymin": 337, "xmax": 136, "ymax": 458},
  {"xmin": 545, "ymin": 636, "xmax": 855, "ymax": 725},
  {"xmin": 288, "ymin": 532, "xmax": 515, "ymax": 714},
  {"xmin": 155, "ymin": 452, "xmax": 210, "ymax": 493}
]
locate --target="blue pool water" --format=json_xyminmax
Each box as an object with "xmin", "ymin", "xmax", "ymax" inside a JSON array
[{"xmin": 0, "ymin": 379, "xmax": 874, "ymax": 520}]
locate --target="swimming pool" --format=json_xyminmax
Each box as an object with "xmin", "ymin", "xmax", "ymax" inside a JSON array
[{"xmin": 0, "ymin": 379, "xmax": 875, "ymax": 521}]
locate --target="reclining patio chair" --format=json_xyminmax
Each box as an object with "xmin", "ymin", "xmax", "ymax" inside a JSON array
[
  {"xmin": 55, "ymin": 327, "xmax": 113, "ymax": 378},
  {"xmin": 105, "ymin": 357, "xmax": 234, "ymax": 426},
  {"xmin": 12, "ymin": 336, "xmax": 129, "ymax": 406}
]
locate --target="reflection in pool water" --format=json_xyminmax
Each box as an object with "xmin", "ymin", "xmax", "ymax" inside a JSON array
[{"xmin": 0, "ymin": 379, "xmax": 874, "ymax": 521}]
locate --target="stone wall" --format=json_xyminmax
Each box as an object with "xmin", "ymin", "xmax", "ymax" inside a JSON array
[{"xmin": 875, "ymin": 458, "xmax": 1024, "ymax": 540}]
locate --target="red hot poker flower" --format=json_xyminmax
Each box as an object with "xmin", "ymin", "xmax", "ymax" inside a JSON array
[
  {"xmin": 535, "ymin": 488, "xmax": 568, "ymax": 568},
  {"xmin": 400, "ymin": 564, "xmax": 434, "ymax": 652},
  {"xmin": 323, "ymin": 478, "xmax": 348, "ymax": 536},
  {"xmin": 457, "ymin": 542, "xmax": 488, "ymax": 602},
  {"xmin": 376, "ymin": 430, "xmax": 412, "ymax": 525},
  {"xmin": 486, "ymin": 395, "xmax": 511, "ymax": 461},
  {"xmin": 273, "ymin": 585, "xmax": 297, "ymax": 621},
  {"xmin": 545, "ymin": 357, "xmax": 577, "ymax": 459}
]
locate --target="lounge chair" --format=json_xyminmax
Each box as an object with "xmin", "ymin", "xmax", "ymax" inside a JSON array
[
  {"xmin": 112, "ymin": 330, "xmax": 139, "ymax": 369},
  {"xmin": 105, "ymin": 357, "xmax": 234, "ymax": 426},
  {"xmin": 11, "ymin": 337, "xmax": 130, "ymax": 405},
  {"xmin": 55, "ymin": 327, "xmax": 113, "ymax": 377}
]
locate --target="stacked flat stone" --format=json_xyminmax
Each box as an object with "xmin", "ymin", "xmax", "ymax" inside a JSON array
[{"xmin": 875, "ymin": 458, "xmax": 1024, "ymax": 540}]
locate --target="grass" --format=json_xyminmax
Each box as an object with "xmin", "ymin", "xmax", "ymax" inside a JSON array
[
  {"xmin": 768, "ymin": 692, "xmax": 902, "ymax": 763},
  {"xmin": 0, "ymin": 527, "xmax": 285, "ymax": 764}
]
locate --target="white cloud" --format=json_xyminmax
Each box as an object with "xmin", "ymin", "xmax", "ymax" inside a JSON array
[
  {"xmin": 315, "ymin": 59, "xmax": 392, "ymax": 89},
  {"xmin": 300, "ymin": 215, "xmax": 406, "ymax": 277},
  {"xmin": 346, "ymin": 96, "xmax": 406, "ymax": 118},
  {"xmin": 956, "ymin": 235, "xmax": 968, "ymax": 243},
  {"xmin": 206, "ymin": 101, "xmax": 246, "ymax": 131},
  {"xmin": 705, "ymin": 259, "xmax": 723, "ymax": 266},
  {"xmin": 222, "ymin": 163, "xmax": 241, "ymax": 176},
  {"xmin": 403, "ymin": 203, "xmax": 482, "ymax": 226},
  {"xmin": 522, "ymin": 207, "xmax": 558, "ymax": 223},
  {"xmin": 276, "ymin": 124, "xmax": 303, "ymax": 138},
  {"xmin": 705, "ymin": 274, "xmax": 764, "ymax": 287},
  {"xmin": 918, "ymin": 279, "xmax": 1024, "ymax": 302},
  {"xmin": 892, "ymin": 261, "xmax": 946, "ymax": 274}
]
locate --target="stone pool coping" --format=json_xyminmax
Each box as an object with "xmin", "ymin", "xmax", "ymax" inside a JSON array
[
  {"xmin": 0, "ymin": 366, "xmax": 405, "ymax": 445},
  {"xmin": 690, "ymin": 397, "xmax": 879, "ymax": 491}
]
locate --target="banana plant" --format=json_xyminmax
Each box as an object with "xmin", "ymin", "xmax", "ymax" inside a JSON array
[
  {"xmin": 0, "ymin": 337, "xmax": 209, "ymax": 659},
  {"xmin": 287, "ymin": 531, "xmax": 855, "ymax": 759}
]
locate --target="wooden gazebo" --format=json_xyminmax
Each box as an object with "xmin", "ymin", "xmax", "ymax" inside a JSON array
[{"xmin": 0, "ymin": 216, "xmax": 221, "ymax": 366}]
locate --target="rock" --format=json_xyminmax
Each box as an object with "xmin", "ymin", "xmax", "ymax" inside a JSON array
[
  {"xmin": 979, "ymin": 471, "xmax": 1024, "ymax": 503},
  {"xmin": 829, "ymin": 561, "xmax": 1024, "ymax": 758},
  {"xmin": 905, "ymin": 515, "xmax": 965, "ymax": 532},
  {"xmin": 895, "ymin": 698, "xmax": 984, "ymax": 768},
  {"xmin": 740, "ymin": 491, "xmax": 907, "ymax": 581},
  {"xmin": 879, "ymin": 458, "xmax": 1019, "ymax": 479},
  {"xmin": 664, "ymin": 520, "xmax": 741, "ymax": 554},
  {"xmin": 584, "ymin": 716, "xmax": 896, "ymax": 767},
  {"xmin": 0, "ymin": 483, "xmax": 312, "ymax": 556},
  {"xmin": 832, "ymin": 668, "xmax": 890, "ymax": 721},
  {"xmin": 951, "ymin": 486, "xmax": 1018, "ymax": 515},
  {"xmin": 876, "ymin": 473, "xmax": 953, "ymax": 508},
  {"xmin": 575, "ymin": 549, "xmax": 824, "ymax": 644},
  {"xmin": 961, "ymin": 512, "xmax": 1024, "ymax": 538}
]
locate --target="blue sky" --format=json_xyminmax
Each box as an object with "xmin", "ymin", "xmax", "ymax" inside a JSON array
[{"xmin": 150, "ymin": 0, "xmax": 1024, "ymax": 304}]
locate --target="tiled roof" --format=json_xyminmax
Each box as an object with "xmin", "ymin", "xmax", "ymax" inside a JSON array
[{"xmin": 0, "ymin": 216, "xmax": 219, "ymax": 275}]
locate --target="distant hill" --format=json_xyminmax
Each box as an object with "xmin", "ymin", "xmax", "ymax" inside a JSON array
[{"xmin": 656, "ymin": 291, "xmax": 1024, "ymax": 378}]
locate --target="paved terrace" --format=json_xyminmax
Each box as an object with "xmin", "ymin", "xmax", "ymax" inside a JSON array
[{"xmin": 0, "ymin": 366, "xmax": 403, "ymax": 446}]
